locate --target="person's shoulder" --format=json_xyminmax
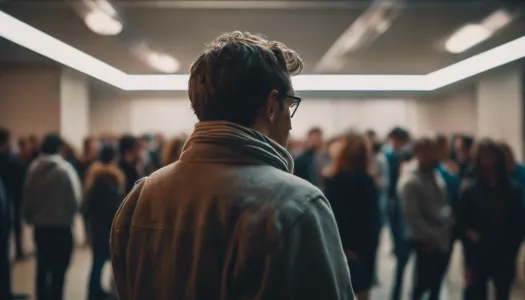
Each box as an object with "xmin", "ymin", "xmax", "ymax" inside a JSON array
[{"xmin": 112, "ymin": 177, "xmax": 148, "ymax": 230}]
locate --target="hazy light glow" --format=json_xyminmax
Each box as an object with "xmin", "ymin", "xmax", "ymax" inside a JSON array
[
  {"xmin": 445, "ymin": 24, "xmax": 492, "ymax": 54},
  {"xmin": 482, "ymin": 9, "xmax": 513, "ymax": 32},
  {"xmin": 84, "ymin": 10, "xmax": 122, "ymax": 36},
  {"xmin": 145, "ymin": 52, "xmax": 180, "ymax": 73},
  {"xmin": 95, "ymin": 0, "xmax": 118, "ymax": 17},
  {"xmin": 1, "ymin": 10, "xmax": 524, "ymax": 92}
]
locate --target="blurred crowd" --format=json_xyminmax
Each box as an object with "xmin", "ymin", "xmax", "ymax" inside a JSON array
[
  {"xmin": 291, "ymin": 127, "xmax": 525, "ymax": 300},
  {"xmin": 1, "ymin": 125, "xmax": 525, "ymax": 300},
  {"xmin": 0, "ymin": 129, "xmax": 186, "ymax": 300}
]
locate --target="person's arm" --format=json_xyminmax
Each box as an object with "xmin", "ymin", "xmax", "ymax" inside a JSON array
[
  {"xmin": 456, "ymin": 183, "xmax": 479, "ymax": 243},
  {"xmin": 279, "ymin": 197, "xmax": 354, "ymax": 300},
  {"xmin": 64, "ymin": 164, "xmax": 82, "ymax": 212},
  {"xmin": 110, "ymin": 178, "xmax": 147, "ymax": 300},
  {"xmin": 22, "ymin": 166, "xmax": 37, "ymax": 225},
  {"xmin": 510, "ymin": 188, "xmax": 525, "ymax": 253}
]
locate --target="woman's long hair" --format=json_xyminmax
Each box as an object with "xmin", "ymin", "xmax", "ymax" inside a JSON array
[
  {"xmin": 162, "ymin": 138, "xmax": 185, "ymax": 166},
  {"xmin": 326, "ymin": 132, "xmax": 370, "ymax": 177},
  {"xmin": 473, "ymin": 139, "xmax": 511, "ymax": 188}
]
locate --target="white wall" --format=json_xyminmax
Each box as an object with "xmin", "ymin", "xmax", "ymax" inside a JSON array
[
  {"xmin": 415, "ymin": 88, "xmax": 477, "ymax": 136},
  {"xmin": 0, "ymin": 68, "xmax": 61, "ymax": 139},
  {"xmin": 90, "ymin": 93, "xmax": 478, "ymax": 140},
  {"xmin": 60, "ymin": 68, "xmax": 89, "ymax": 150},
  {"xmin": 477, "ymin": 67, "xmax": 524, "ymax": 160}
]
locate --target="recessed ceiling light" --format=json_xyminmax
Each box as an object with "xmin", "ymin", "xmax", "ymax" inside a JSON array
[
  {"xmin": 145, "ymin": 52, "xmax": 180, "ymax": 73},
  {"xmin": 84, "ymin": 10, "xmax": 122, "ymax": 36},
  {"xmin": 445, "ymin": 24, "xmax": 491, "ymax": 54},
  {"xmin": 482, "ymin": 9, "xmax": 513, "ymax": 32}
]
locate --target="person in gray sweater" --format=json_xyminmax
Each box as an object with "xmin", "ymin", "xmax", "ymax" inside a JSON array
[
  {"xmin": 397, "ymin": 137, "xmax": 453, "ymax": 300},
  {"xmin": 23, "ymin": 134, "xmax": 81, "ymax": 300}
]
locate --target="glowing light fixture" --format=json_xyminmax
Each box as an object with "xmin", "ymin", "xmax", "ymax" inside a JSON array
[
  {"xmin": 445, "ymin": 24, "xmax": 491, "ymax": 54},
  {"xmin": 1, "ymin": 10, "xmax": 524, "ymax": 92},
  {"xmin": 482, "ymin": 9, "xmax": 513, "ymax": 32},
  {"xmin": 445, "ymin": 9, "xmax": 515, "ymax": 54},
  {"xmin": 84, "ymin": 10, "xmax": 122, "ymax": 36},
  {"xmin": 145, "ymin": 52, "xmax": 180, "ymax": 73}
]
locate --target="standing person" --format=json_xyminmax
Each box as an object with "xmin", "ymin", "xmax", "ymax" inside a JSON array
[
  {"xmin": 110, "ymin": 31, "xmax": 353, "ymax": 300},
  {"xmin": 458, "ymin": 140, "xmax": 525, "ymax": 300},
  {"xmin": 398, "ymin": 138, "xmax": 453, "ymax": 300},
  {"xmin": 118, "ymin": 135, "xmax": 140, "ymax": 194},
  {"xmin": 0, "ymin": 178, "xmax": 11, "ymax": 300},
  {"xmin": 454, "ymin": 135, "xmax": 475, "ymax": 180},
  {"xmin": 294, "ymin": 127, "xmax": 326, "ymax": 188},
  {"xmin": 500, "ymin": 142, "xmax": 525, "ymax": 199},
  {"xmin": 0, "ymin": 129, "xmax": 26, "ymax": 260},
  {"xmin": 82, "ymin": 146, "xmax": 124, "ymax": 300},
  {"xmin": 23, "ymin": 134, "xmax": 82, "ymax": 300},
  {"xmin": 384, "ymin": 127, "xmax": 411, "ymax": 300},
  {"xmin": 77, "ymin": 137, "xmax": 99, "ymax": 184},
  {"xmin": 324, "ymin": 133, "xmax": 381, "ymax": 300}
]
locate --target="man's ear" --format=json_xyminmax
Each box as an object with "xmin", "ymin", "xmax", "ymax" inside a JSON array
[{"xmin": 265, "ymin": 89, "xmax": 279, "ymax": 122}]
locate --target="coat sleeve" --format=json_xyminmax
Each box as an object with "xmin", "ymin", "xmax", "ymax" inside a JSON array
[
  {"xmin": 110, "ymin": 178, "xmax": 147, "ymax": 300},
  {"xmin": 279, "ymin": 196, "xmax": 355, "ymax": 300}
]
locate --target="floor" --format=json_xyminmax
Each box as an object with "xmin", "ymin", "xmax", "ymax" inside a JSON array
[{"xmin": 10, "ymin": 219, "xmax": 525, "ymax": 300}]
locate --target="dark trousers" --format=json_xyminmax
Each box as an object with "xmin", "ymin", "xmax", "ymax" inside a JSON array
[
  {"xmin": 0, "ymin": 231, "xmax": 11, "ymax": 300},
  {"xmin": 388, "ymin": 202, "xmax": 410, "ymax": 300},
  {"xmin": 13, "ymin": 202, "xmax": 23, "ymax": 257},
  {"xmin": 88, "ymin": 251, "xmax": 109, "ymax": 300},
  {"xmin": 464, "ymin": 259, "xmax": 515, "ymax": 300},
  {"xmin": 34, "ymin": 226, "xmax": 73, "ymax": 300},
  {"xmin": 410, "ymin": 241, "xmax": 449, "ymax": 300}
]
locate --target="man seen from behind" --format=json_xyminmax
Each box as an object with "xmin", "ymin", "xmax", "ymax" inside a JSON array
[{"xmin": 110, "ymin": 31, "xmax": 354, "ymax": 300}]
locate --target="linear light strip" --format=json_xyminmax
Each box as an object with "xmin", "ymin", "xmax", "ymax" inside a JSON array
[
  {"xmin": 0, "ymin": 10, "xmax": 128, "ymax": 88},
  {"xmin": 1, "ymin": 10, "xmax": 524, "ymax": 92}
]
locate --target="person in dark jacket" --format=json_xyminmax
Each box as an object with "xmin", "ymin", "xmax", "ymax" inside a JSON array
[
  {"xmin": 0, "ymin": 128, "xmax": 26, "ymax": 260},
  {"xmin": 118, "ymin": 135, "xmax": 140, "ymax": 194},
  {"xmin": 0, "ymin": 178, "xmax": 11, "ymax": 300},
  {"xmin": 453, "ymin": 135, "xmax": 475, "ymax": 180},
  {"xmin": 82, "ymin": 146, "xmax": 124, "ymax": 300},
  {"xmin": 457, "ymin": 139, "xmax": 525, "ymax": 300},
  {"xmin": 325, "ymin": 132, "xmax": 380, "ymax": 300},
  {"xmin": 294, "ymin": 127, "xmax": 326, "ymax": 188}
]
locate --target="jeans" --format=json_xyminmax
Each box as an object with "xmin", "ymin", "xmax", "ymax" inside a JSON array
[
  {"xmin": 387, "ymin": 200, "xmax": 410, "ymax": 300},
  {"xmin": 410, "ymin": 241, "xmax": 449, "ymax": 300},
  {"xmin": 89, "ymin": 251, "xmax": 109, "ymax": 300},
  {"xmin": 34, "ymin": 226, "xmax": 73, "ymax": 300}
]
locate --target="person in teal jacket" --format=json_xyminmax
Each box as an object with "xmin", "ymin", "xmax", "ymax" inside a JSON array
[{"xmin": 500, "ymin": 142, "xmax": 525, "ymax": 202}]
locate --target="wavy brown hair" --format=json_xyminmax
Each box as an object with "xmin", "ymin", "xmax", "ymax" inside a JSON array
[
  {"xmin": 326, "ymin": 132, "xmax": 371, "ymax": 177},
  {"xmin": 189, "ymin": 31, "xmax": 303, "ymax": 126}
]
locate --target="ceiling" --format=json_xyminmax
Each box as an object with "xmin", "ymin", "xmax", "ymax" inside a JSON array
[{"xmin": 1, "ymin": 0, "xmax": 524, "ymax": 75}]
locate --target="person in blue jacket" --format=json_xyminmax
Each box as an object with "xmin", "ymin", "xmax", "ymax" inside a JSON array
[
  {"xmin": 500, "ymin": 142, "xmax": 525, "ymax": 201},
  {"xmin": 383, "ymin": 127, "xmax": 411, "ymax": 300}
]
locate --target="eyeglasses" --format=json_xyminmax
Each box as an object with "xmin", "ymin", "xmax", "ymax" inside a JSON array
[{"xmin": 279, "ymin": 94, "xmax": 302, "ymax": 118}]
